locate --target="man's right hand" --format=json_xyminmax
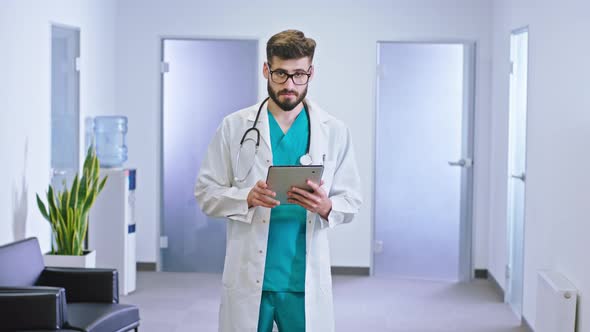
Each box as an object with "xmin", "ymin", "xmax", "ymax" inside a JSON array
[{"xmin": 247, "ymin": 180, "xmax": 280, "ymax": 209}]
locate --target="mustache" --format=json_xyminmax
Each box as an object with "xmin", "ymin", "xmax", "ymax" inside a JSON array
[{"xmin": 278, "ymin": 90, "xmax": 298, "ymax": 96}]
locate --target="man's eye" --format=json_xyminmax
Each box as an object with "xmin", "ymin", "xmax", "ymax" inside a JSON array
[
  {"xmin": 275, "ymin": 72, "xmax": 287, "ymax": 77},
  {"xmin": 293, "ymin": 73, "xmax": 305, "ymax": 78}
]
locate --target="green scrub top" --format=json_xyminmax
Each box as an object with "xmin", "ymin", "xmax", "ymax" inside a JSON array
[{"xmin": 262, "ymin": 108, "xmax": 309, "ymax": 292}]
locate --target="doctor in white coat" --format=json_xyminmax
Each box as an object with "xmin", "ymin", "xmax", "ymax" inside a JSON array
[{"xmin": 195, "ymin": 30, "xmax": 362, "ymax": 332}]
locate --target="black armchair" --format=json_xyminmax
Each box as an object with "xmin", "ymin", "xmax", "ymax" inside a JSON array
[{"xmin": 0, "ymin": 237, "xmax": 140, "ymax": 332}]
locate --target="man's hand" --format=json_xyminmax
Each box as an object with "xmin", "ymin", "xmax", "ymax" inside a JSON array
[
  {"xmin": 247, "ymin": 180, "xmax": 280, "ymax": 209},
  {"xmin": 287, "ymin": 180, "xmax": 332, "ymax": 219}
]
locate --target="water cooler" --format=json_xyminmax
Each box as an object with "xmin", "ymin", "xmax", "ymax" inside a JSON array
[
  {"xmin": 87, "ymin": 115, "xmax": 136, "ymax": 295},
  {"xmin": 88, "ymin": 168, "xmax": 137, "ymax": 295}
]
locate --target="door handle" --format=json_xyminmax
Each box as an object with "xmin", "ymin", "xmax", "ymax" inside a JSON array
[
  {"xmin": 448, "ymin": 158, "xmax": 473, "ymax": 168},
  {"xmin": 510, "ymin": 172, "xmax": 526, "ymax": 182},
  {"xmin": 52, "ymin": 169, "xmax": 67, "ymax": 176}
]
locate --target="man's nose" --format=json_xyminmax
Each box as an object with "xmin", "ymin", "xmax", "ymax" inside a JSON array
[{"xmin": 283, "ymin": 77, "xmax": 297, "ymax": 88}]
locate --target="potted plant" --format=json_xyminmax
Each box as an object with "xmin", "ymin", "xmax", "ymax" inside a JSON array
[{"xmin": 36, "ymin": 146, "xmax": 107, "ymax": 268}]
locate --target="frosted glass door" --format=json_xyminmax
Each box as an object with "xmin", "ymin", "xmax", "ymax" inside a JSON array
[
  {"xmin": 161, "ymin": 39, "xmax": 258, "ymax": 272},
  {"xmin": 374, "ymin": 43, "xmax": 474, "ymax": 281},
  {"xmin": 506, "ymin": 29, "xmax": 529, "ymax": 317},
  {"xmin": 51, "ymin": 26, "xmax": 80, "ymax": 192}
]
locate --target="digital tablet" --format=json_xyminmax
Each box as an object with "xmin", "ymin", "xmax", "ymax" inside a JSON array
[{"xmin": 266, "ymin": 165, "xmax": 324, "ymax": 205}]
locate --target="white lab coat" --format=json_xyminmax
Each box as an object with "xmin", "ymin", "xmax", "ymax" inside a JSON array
[{"xmin": 195, "ymin": 99, "xmax": 362, "ymax": 332}]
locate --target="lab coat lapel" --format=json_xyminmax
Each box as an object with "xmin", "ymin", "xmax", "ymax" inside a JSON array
[{"xmin": 307, "ymin": 100, "xmax": 328, "ymax": 167}]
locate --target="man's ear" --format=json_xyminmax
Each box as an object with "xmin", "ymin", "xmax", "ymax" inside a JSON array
[
  {"xmin": 263, "ymin": 62, "xmax": 269, "ymax": 79},
  {"xmin": 309, "ymin": 65, "xmax": 315, "ymax": 82}
]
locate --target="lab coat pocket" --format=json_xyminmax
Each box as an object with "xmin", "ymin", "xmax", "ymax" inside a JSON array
[{"xmin": 222, "ymin": 239, "xmax": 243, "ymax": 288}]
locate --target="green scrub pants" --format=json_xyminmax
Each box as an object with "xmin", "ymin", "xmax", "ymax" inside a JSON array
[{"xmin": 257, "ymin": 291, "xmax": 305, "ymax": 332}]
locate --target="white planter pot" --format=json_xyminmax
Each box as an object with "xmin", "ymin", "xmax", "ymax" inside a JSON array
[{"xmin": 43, "ymin": 250, "xmax": 96, "ymax": 268}]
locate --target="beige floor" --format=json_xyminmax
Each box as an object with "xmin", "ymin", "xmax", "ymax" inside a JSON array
[{"xmin": 121, "ymin": 272, "xmax": 526, "ymax": 332}]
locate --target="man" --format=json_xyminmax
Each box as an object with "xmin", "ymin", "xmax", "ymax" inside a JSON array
[{"xmin": 195, "ymin": 30, "xmax": 362, "ymax": 332}]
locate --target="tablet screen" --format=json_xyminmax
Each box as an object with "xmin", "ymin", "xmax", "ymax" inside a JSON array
[{"xmin": 266, "ymin": 165, "xmax": 324, "ymax": 205}]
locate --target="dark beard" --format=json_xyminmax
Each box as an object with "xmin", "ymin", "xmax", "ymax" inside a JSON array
[{"xmin": 267, "ymin": 83, "xmax": 308, "ymax": 112}]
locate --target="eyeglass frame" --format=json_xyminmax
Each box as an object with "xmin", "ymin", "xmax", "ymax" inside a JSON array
[{"xmin": 267, "ymin": 64, "xmax": 313, "ymax": 85}]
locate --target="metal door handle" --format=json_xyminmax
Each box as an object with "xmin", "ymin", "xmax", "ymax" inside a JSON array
[
  {"xmin": 510, "ymin": 173, "xmax": 526, "ymax": 182},
  {"xmin": 448, "ymin": 158, "xmax": 473, "ymax": 168},
  {"xmin": 52, "ymin": 169, "xmax": 67, "ymax": 176}
]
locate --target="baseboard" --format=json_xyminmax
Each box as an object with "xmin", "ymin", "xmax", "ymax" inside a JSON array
[
  {"xmin": 331, "ymin": 266, "xmax": 370, "ymax": 276},
  {"xmin": 486, "ymin": 270, "xmax": 533, "ymax": 332},
  {"xmin": 474, "ymin": 269, "xmax": 488, "ymax": 279},
  {"xmin": 137, "ymin": 262, "xmax": 157, "ymax": 271},
  {"xmin": 477, "ymin": 270, "xmax": 532, "ymax": 331},
  {"xmin": 136, "ymin": 263, "xmax": 368, "ymax": 275},
  {"xmin": 522, "ymin": 316, "xmax": 534, "ymax": 332},
  {"xmin": 487, "ymin": 270, "xmax": 505, "ymax": 299}
]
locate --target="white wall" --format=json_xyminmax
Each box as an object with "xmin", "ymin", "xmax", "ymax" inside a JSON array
[
  {"xmin": 489, "ymin": 0, "xmax": 590, "ymax": 330},
  {"xmin": 4, "ymin": 1, "xmax": 588, "ymax": 328},
  {"xmin": 0, "ymin": 0, "xmax": 117, "ymax": 252},
  {"xmin": 115, "ymin": 0, "xmax": 494, "ymax": 268}
]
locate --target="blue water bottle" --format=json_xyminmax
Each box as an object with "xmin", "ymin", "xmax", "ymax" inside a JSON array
[{"xmin": 94, "ymin": 116, "xmax": 128, "ymax": 168}]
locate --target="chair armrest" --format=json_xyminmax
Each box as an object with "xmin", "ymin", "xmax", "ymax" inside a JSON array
[
  {"xmin": 38, "ymin": 267, "xmax": 119, "ymax": 303},
  {"xmin": 0, "ymin": 286, "xmax": 67, "ymax": 330}
]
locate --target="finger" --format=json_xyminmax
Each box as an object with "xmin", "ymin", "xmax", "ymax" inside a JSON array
[
  {"xmin": 306, "ymin": 179, "xmax": 325, "ymax": 193},
  {"xmin": 306, "ymin": 180, "xmax": 326, "ymax": 197},
  {"xmin": 253, "ymin": 184, "xmax": 275, "ymax": 196},
  {"xmin": 307, "ymin": 179, "xmax": 321, "ymax": 189},
  {"xmin": 256, "ymin": 193, "xmax": 280, "ymax": 206},
  {"xmin": 257, "ymin": 180, "xmax": 268, "ymax": 189},
  {"xmin": 288, "ymin": 196, "xmax": 316, "ymax": 211},
  {"xmin": 290, "ymin": 187, "xmax": 321, "ymax": 203},
  {"xmin": 251, "ymin": 181, "xmax": 267, "ymax": 196},
  {"xmin": 253, "ymin": 197, "xmax": 279, "ymax": 208},
  {"xmin": 256, "ymin": 194, "xmax": 279, "ymax": 205},
  {"xmin": 253, "ymin": 201, "xmax": 275, "ymax": 209},
  {"xmin": 254, "ymin": 186, "xmax": 276, "ymax": 197},
  {"xmin": 288, "ymin": 193, "xmax": 318, "ymax": 210}
]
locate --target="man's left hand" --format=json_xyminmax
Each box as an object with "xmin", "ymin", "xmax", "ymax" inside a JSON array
[{"xmin": 287, "ymin": 180, "xmax": 332, "ymax": 220}]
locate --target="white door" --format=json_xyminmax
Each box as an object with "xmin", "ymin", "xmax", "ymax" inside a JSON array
[
  {"xmin": 374, "ymin": 42, "xmax": 475, "ymax": 281},
  {"xmin": 51, "ymin": 25, "xmax": 80, "ymax": 192},
  {"xmin": 160, "ymin": 39, "xmax": 258, "ymax": 272},
  {"xmin": 506, "ymin": 28, "xmax": 529, "ymax": 317}
]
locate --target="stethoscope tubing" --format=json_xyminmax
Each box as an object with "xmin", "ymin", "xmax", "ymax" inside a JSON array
[{"xmin": 234, "ymin": 97, "xmax": 312, "ymax": 182}]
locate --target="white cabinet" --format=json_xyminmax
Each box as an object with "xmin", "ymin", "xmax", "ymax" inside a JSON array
[{"xmin": 89, "ymin": 168, "xmax": 137, "ymax": 295}]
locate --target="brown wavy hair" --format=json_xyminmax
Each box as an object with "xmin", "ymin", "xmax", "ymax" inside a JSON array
[{"xmin": 266, "ymin": 30, "xmax": 316, "ymax": 63}]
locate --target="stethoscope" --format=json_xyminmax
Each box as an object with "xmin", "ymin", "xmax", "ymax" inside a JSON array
[{"xmin": 234, "ymin": 96, "xmax": 312, "ymax": 182}]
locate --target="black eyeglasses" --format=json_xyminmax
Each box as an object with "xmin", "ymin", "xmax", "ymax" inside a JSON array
[{"xmin": 268, "ymin": 65, "xmax": 312, "ymax": 85}]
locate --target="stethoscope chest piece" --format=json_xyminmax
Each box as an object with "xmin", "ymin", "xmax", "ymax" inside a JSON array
[{"xmin": 299, "ymin": 154, "xmax": 313, "ymax": 166}]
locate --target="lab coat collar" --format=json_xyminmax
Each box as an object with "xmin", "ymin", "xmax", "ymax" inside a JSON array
[{"xmin": 246, "ymin": 98, "xmax": 331, "ymax": 153}]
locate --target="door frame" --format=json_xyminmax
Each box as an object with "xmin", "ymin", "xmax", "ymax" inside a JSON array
[
  {"xmin": 505, "ymin": 26, "xmax": 530, "ymax": 319},
  {"xmin": 157, "ymin": 36, "xmax": 260, "ymax": 271},
  {"xmin": 371, "ymin": 40, "xmax": 477, "ymax": 281},
  {"xmin": 49, "ymin": 22, "xmax": 81, "ymax": 185}
]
